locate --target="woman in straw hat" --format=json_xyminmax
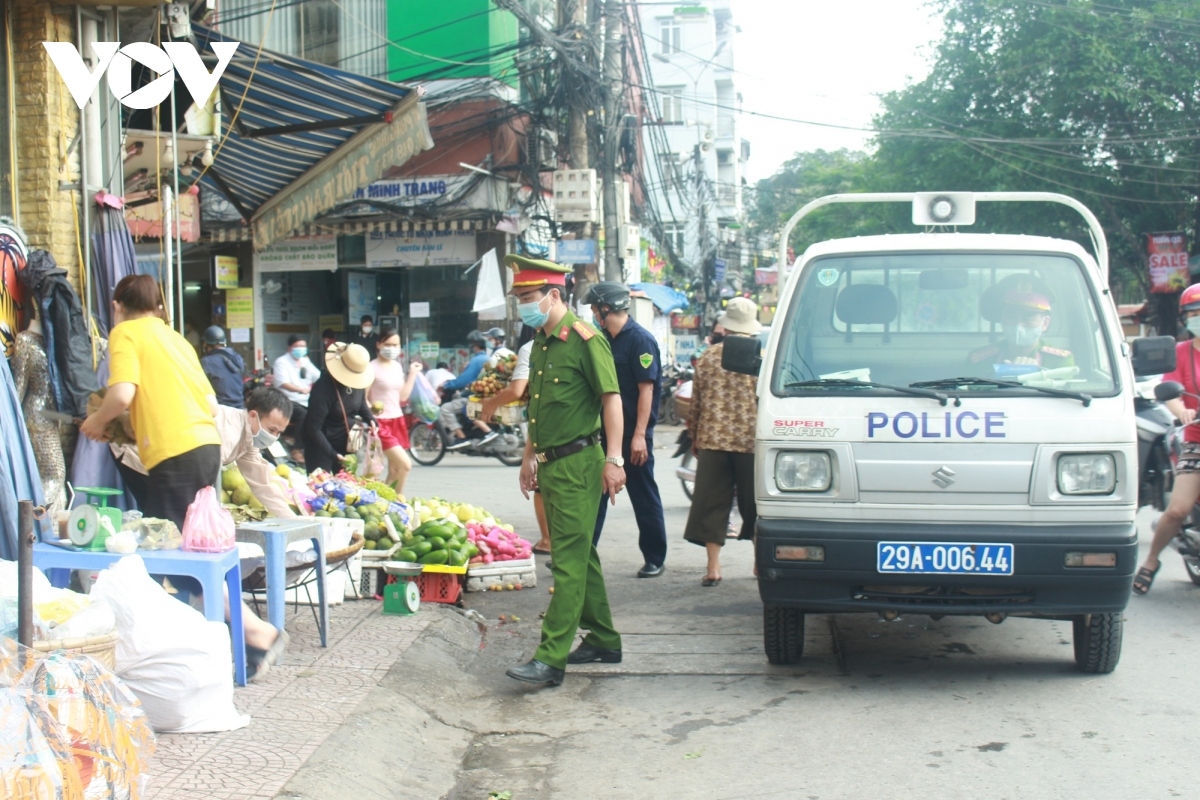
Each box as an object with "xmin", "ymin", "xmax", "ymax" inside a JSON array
[
  {"xmin": 303, "ymin": 342, "xmax": 377, "ymax": 474},
  {"xmin": 683, "ymin": 296, "xmax": 761, "ymax": 586}
]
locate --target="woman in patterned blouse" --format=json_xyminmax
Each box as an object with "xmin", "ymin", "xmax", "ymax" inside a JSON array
[{"xmin": 683, "ymin": 298, "xmax": 761, "ymax": 586}]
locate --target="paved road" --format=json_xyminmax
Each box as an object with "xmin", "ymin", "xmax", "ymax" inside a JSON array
[{"xmin": 399, "ymin": 432, "xmax": 1197, "ymax": 800}]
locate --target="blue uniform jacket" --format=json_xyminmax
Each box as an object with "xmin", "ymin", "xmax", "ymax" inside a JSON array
[
  {"xmin": 442, "ymin": 351, "xmax": 488, "ymax": 392},
  {"xmin": 201, "ymin": 347, "xmax": 246, "ymax": 409}
]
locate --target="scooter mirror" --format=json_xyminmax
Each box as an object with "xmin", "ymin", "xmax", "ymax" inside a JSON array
[{"xmin": 1154, "ymin": 381, "xmax": 1184, "ymax": 402}]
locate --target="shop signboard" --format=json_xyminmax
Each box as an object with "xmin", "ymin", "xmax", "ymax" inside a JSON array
[
  {"xmin": 253, "ymin": 235, "xmax": 338, "ymax": 274},
  {"xmin": 347, "ymin": 273, "xmax": 377, "ymax": 326},
  {"xmin": 674, "ymin": 334, "xmax": 698, "ymax": 366},
  {"xmin": 409, "ymin": 302, "xmax": 431, "ymax": 318},
  {"xmin": 672, "ymin": 313, "xmax": 700, "ymax": 331},
  {"xmin": 318, "ymin": 314, "xmax": 344, "ymax": 333},
  {"xmin": 214, "ymin": 255, "xmax": 239, "ymax": 290},
  {"xmin": 713, "ymin": 258, "xmax": 727, "ymax": 283},
  {"xmin": 351, "ymin": 174, "xmax": 490, "ymax": 209},
  {"xmin": 754, "ymin": 267, "xmax": 778, "ymax": 285},
  {"xmin": 1148, "ymin": 232, "xmax": 1190, "ymax": 293},
  {"xmin": 555, "ymin": 239, "xmax": 596, "ymax": 265},
  {"xmin": 419, "ymin": 341, "xmax": 440, "ymax": 360},
  {"xmin": 366, "ymin": 229, "xmax": 477, "ymax": 268},
  {"xmin": 226, "ymin": 288, "xmax": 254, "ymax": 328}
]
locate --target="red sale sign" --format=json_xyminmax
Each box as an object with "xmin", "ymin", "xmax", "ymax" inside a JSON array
[{"xmin": 1148, "ymin": 232, "xmax": 1190, "ymax": 293}]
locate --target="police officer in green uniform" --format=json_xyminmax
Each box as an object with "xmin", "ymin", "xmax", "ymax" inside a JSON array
[
  {"xmin": 969, "ymin": 279, "xmax": 1074, "ymax": 371},
  {"xmin": 503, "ymin": 255, "xmax": 628, "ymax": 687}
]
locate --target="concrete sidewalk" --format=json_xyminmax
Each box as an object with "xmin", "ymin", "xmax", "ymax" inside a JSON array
[{"xmin": 143, "ymin": 597, "xmax": 431, "ymax": 800}]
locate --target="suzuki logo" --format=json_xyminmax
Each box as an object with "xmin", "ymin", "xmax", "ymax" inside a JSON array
[
  {"xmin": 42, "ymin": 41, "xmax": 239, "ymax": 111},
  {"xmin": 932, "ymin": 465, "xmax": 956, "ymax": 488}
]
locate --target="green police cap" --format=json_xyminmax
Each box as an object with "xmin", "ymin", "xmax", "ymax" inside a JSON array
[{"xmin": 504, "ymin": 254, "xmax": 571, "ymax": 293}]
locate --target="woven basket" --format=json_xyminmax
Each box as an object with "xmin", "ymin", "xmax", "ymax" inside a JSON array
[
  {"xmin": 673, "ymin": 394, "xmax": 691, "ymax": 421},
  {"xmin": 31, "ymin": 632, "xmax": 118, "ymax": 671}
]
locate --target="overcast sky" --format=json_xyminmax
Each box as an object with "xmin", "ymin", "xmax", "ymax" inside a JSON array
[{"xmin": 732, "ymin": 0, "xmax": 944, "ymax": 181}]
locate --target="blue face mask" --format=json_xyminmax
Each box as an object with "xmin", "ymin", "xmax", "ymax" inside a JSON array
[
  {"xmin": 518, "ymin": 294, "xmax": 550, "ymax": 328},
  {"xmin": 291, "ymin": 346, "xmax": 307, "ymax": 359}
]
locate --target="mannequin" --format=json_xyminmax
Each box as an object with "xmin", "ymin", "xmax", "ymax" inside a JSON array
[{"xmin": 12, "ymin": 315, "xmax": 66, "ymax": 516}]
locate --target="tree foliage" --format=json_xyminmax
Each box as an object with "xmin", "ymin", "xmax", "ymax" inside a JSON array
[{"xmin": 749, "ymin": 0, "xmax": 1200, "ymax": 306}]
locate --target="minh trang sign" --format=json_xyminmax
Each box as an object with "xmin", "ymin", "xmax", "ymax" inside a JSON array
[{"xmin": 43, "ymin": 41, "xmax": 239, "ymax": 110}]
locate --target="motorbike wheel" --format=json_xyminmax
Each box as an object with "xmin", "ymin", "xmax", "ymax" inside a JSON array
[
  {"xmin": 493, "ymin": 426, "xmax": 525, "ymax": 467},
  {"xmin": 408, "ymin": 424, "xmax": 446, "ymax": 467},
  {"xmin": 1148, "ymin": 444, "xmax": 1173, "ymax": 512},
  {"xmin": 1183, "ymin": 554, "xmax": 1200, "ymax": 587},
  {"xmin": 679, "ymin": 451, "xmax": 695, "ymax": 500},
  {"xmin": 660, "ymin": 395, "xmax": 680, "ymax": 426}
]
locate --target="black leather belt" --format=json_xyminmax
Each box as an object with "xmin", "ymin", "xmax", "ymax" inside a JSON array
[{"xmin": 535, "ymin": 433, "xmax": 600, "ymax": 464}]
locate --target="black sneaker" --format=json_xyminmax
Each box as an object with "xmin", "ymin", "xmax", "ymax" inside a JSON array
[{"xmin": 478, "ymin": 431, "xmax": 500, "ymax": 446}]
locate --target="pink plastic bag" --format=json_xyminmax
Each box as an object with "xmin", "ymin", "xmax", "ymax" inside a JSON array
[{"xmin": 181, "ymin": 486, "xmax": 237, "ymax": 552}]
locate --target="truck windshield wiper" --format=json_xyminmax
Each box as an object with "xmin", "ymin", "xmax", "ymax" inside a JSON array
[
  {"xmin": 785, "ymin": 378, "xmax": 948, "ymax": 406},
  {"xmin": 909, "ymin": 376, "xmax": 1092, "ymax": 407}
]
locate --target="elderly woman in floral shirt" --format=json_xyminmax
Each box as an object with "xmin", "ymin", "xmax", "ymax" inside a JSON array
[{"xmin": 683, "ymin": 297, "xmax": 761, "ymax": 586}]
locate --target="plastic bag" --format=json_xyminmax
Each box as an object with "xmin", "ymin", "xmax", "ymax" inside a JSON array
[
  {"xmin": 410, "ymin": 371, "xmax": 441, "ymax": 424},
  {"xmin": 89, "ymin": 555, "xmax": 249, "ymax": 733},
  {"xmin": 181, "ymin": 486, "xmax": 236, "ymax": 553},
  {"xmin": 356, "ymin": 431, "xmax": 386, "ymax": 480}
]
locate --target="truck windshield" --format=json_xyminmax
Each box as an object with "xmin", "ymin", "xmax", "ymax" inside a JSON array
[{"xmin": 771, "ymin": 252, "xmax": 1118, "ymax": 398}]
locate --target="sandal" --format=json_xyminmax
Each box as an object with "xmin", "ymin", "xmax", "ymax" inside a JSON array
[
  {"xmin": 533, "ymin": 547, "xmax": 552, "ymax": 555},
  {"xmin": 701, "ymin": 576, "xmax": 722, "ymax": 587},
  {"xmin": 1132, "ymin": 563, "xmax": 1161, "ymax": 595}
]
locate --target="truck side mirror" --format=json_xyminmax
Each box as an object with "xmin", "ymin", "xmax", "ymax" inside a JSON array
[
  {"xmin": 721, "ymin": 334, "xmax": 761, "ymax": 377},
  {"xmin": 1155, "ymin": 381, "xmax": 1184, "ymax": 402},
  {"xmin": 1131, "ymin": 336, "xmax": 1177, "ymax": 377}
]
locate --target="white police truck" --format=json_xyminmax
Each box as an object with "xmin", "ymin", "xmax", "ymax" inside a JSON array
[{"xmin": 720, "ymin": 192, "xmax": 1175, "ymax": 673}]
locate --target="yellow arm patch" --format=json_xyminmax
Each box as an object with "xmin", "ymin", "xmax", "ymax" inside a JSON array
[{"xmin": 572, "ymin": 321, "xmax": 596, "ymax": 341}]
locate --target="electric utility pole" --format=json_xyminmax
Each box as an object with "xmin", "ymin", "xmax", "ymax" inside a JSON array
[
  {"xmin": 563, "ymin": 0, "xmax": 589, "ymax": 168},
  {"xmin": 601, "ymin": 0, "xmax": 624, "ymax": 281}
]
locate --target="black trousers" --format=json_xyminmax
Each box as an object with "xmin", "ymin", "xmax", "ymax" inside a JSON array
[
  {"xmin": 140, "ymin": 444, "xmax": 222, "ymax": 531},
  {"xmin": 683, "ymin": 449, "xmax": 756, "ymax": 546},
  {"xmin": 593, "ymin": 435, "xmax": 668, "ymax": 567}
]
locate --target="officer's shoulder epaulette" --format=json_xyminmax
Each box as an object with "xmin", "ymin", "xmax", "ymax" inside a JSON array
[
  {"xmin": 968, "ymin": 344, "xmax": 1000, "ymax": 363},
  {"xmin": 572, "ymin": 320, "xmax": 596, "ymax": 341},
  {"xmin": 1039, "ymin": 345, "xmax": 1071, "ymax": 357}
]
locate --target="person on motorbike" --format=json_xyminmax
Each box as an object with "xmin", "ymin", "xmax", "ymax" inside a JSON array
[
  {"xmin": 438, "ymin": 332, "xmax": 497, "ymax": 450},
  {"xmin": 200, "ymin": 325, "xmax": 246, "ymax": 409},
  {"xmin": 1134, "ymin": 284, "xmax": 1200, "ymax": 594}
]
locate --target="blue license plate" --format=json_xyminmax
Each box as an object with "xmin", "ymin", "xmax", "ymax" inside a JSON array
[{"xmin": 877, "ymin": 542, "xmax": 1014, "ymax": 576}]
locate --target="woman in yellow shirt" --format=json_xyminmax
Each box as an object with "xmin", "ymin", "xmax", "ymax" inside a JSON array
[{"xmin": 80, "ymin": 275, "xmax": 221, "ymax": 527}]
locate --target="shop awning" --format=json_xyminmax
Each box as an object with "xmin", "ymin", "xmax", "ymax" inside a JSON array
[
  {"xmin": 193, "ymin": 25, "xmax": 434, "ymax": 250},
  {"xmin": 630, "ymin": 282, "xmax": 690, "ymax": 314}
]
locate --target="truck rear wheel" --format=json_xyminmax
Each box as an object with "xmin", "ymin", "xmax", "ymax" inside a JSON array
[
  {"xmin": 1072, "ymin": 613, "xmax": 1122, "ymax": 674},
  {"xmin": 763, "ymin": 605, "xmax": 805, "ymax": 665}
]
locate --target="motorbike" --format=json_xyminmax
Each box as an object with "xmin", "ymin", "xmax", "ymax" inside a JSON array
[
  {"xmin": 658, "ymin": 363, "xmax": 694, "ymax": 425},
  {"xmin": 404, "ymin": 408, "xmax": 525, "ymax": 468},
  {"xmin": 1136, "ymin": 376, "xmax": 1175, "ymax": 511},
  {"xmin": 1154, "ymin": 381, "xmax": 1200, "ymax": 584},
  {"xmin": 673, "ymin": 427, "xmax": 695, "ymax": 500}
]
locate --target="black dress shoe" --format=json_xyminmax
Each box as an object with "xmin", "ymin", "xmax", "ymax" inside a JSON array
[
  {"xmin": 505, "ymin": 659, "xmax": 564, "ymax": 685},
  {"xmin": 637, "ymin": 562, "xmax": 665, "ymax": 578},
  {"xmin": 567, "ymin": 642, "xmax": 623, "ymax": 664}
]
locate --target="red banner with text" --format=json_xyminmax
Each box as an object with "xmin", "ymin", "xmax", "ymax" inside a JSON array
[{"xmin": 1148, "ymin": 232, "xmax": 1190, "ymax": 293}]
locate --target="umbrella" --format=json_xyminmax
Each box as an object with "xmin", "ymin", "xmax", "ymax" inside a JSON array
[{"xmin": 90, "ymin": 204, "xmax": 138, "ymax": 337}]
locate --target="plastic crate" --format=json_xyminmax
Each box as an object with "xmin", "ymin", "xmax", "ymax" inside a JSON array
[
  {"xmin": 466, "ymin": 557, "xmax": 537, "ymax": 592},
  {"xmin": 467, "ymin": 397, "xmax": 528, "ymax": 423},
  {"xmin": 414, "ymin": 566, "xmax": 465, "ymax": 605}
]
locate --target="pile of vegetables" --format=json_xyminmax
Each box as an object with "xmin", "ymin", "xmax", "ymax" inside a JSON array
[{"xmin": 466, "ymin": 523, "xmax": 532, "ymax": 564}]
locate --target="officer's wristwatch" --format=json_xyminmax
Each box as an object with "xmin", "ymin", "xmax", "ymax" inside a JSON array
[{"xmin": 605, "ymin": 456, "xmax": 625, "ymax": 467}]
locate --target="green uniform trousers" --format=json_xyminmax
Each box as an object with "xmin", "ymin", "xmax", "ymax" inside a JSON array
[{"xmin": 534, "ymin": 443, "xmax": 622, "ymax": 669}]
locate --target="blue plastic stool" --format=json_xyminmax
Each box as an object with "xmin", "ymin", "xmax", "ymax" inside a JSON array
[{"xmin": 34, "ymin": 543, "xmax": 247, "ymax": 686}]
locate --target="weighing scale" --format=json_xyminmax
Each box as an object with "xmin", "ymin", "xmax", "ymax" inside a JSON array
[
  {"xmin": 381, "ymin": 561, "xmax": 423, "ymax": 615},
  {"xmin": 68, "ymin": 487, "xmax": 124, "ymax": 550}
]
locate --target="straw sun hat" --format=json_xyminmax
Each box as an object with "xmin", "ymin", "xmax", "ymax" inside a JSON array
[
  {"xmin": 717, "ymin": 296, "xmax": 762, "ymax": 335},
  {"xmin": 324, "ymin": 342, "xmax": 375, "ymax": 389}
]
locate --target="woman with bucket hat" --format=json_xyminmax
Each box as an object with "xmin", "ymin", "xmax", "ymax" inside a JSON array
[
  {"xmin": 303, "ymin": 342, "xmax": 377, "ymax": 474},
  {"xmin": 683, "ymin": 296, "xmax": 762, "ymax": 586}
]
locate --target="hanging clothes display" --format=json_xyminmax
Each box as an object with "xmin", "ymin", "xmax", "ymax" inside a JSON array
[
  {"xmin": 90, "ymin": 203, "xmax": 138, "ymax": 337},
  {"xmin": 0, "ymin": 219, "xmax": 29, "ymax": 359},
  {"xmin": 18, "ymin": 250, "xmax": 99, "ymax": 418},
  {"xmin": 11, "ymin": 325, "xmax": 66, "ymax": 518},
  {"xmin": 0, "ymin": 353, "xmax": 48, "ymax": 559}
]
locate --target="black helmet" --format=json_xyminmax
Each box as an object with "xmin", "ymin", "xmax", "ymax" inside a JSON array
[
  {"xmin": 466, "ymin": 330, "xmax": 487, "ymax": 345},
  {"xmin": 202, "ymin": 325, "xmax": 226, "ymax": 346},
  {"xmin": 586, "ymin": 281, "xmax": 631, "ymax": 312}
]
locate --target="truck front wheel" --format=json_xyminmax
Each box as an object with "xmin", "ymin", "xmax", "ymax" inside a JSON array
[
  {"xmin": 763, "ymin": 605, "xmax": 805, "ymax": 665},
  {"xmin": 1072, "ymin": 613, "xmax": 1123, "ymax": 674}
]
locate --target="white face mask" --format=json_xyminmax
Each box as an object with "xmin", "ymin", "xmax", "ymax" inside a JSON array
[
  {"xmin": 1187, "ymin": 317, "xmax": 1200, "ymax": 336},
  {"xmin": 249, "ymin": 412, "xmax": 279, "ymax": 449},
  {"xmin": 379, "ymin": 345, "xmax": 401, "ymax": 361},
  {"xmin": 362, "ymin": 325, "xmax": 373, "ymax": 335}
]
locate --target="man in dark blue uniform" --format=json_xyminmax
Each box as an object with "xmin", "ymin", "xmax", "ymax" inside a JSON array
[
  {"xmin": 587, "ymin": 282, "xmax": 668, "ymax": 577},
  {"xmin": 200, "ymin": 325, "xmax": 245, "ymax": 409}
]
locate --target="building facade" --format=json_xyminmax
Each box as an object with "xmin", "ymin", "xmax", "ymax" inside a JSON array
[{"xmin": 639, "ymin": 3, "xmax": 747, "ymax": 273}]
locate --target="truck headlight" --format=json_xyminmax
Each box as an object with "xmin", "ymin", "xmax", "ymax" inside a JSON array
[
  {"xmin": 1057, "ymin": 453, "xmax": 1116, "ymax": 495},
  {"xmin": 775, "ymin": 451, "xmax": 832, "ymax": 492}
]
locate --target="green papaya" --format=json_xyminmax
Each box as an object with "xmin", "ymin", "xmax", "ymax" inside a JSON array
[
  {"xmin": 411, "ymin": 541, "xmax": 433, "ymax": 558},
  {"xmin": 419, "ymin": 549, "xmax": 449, "ymax": 565},
  {"xmin": 464, "ymin": 544, "xmax": 479, "ymax": 558},
  {"xmin": 397, "ymin": 549, "xmax": 418, "ymax": 563},
  {"xmin": 427, "ymin": 536, "xmax": 447, "ymax": 551},
  {"xmin": 448, "ymin": 549, "xmax": 468, "ymax": 567}
]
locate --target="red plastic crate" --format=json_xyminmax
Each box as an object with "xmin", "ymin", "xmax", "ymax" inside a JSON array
[{"xmin": 414, "ymin": 571, "xmax": 463, "ymax": 605}]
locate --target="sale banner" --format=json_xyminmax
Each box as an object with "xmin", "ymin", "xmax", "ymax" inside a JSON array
[{"xmin": 1148, "ymin": 232, "xmax": 1190, "ymax": 293}]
